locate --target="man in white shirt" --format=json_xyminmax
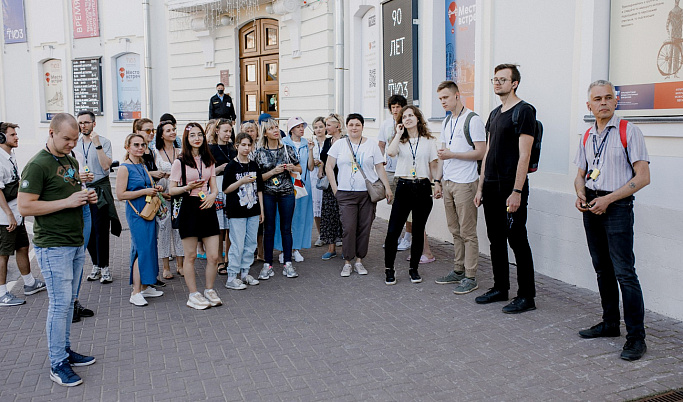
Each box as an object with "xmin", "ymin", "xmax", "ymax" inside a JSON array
[
  {"xmin": 0, "ymin": 122, "xmax": 46, "ymax": 306},
  {"xmin": 378, "ymin": 95, "xmax": 412, "ymax": 250},
  {"xmin": 434, "ymin": 81, "xmax": 486, "ymax": 294}
]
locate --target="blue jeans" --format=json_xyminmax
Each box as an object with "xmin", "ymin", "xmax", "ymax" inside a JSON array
[
  {"xmin": 228, "ymin": 216, "xmax": 260, "ymax": 278},
  {"xmin": 35, "ymin": 245, "xmax": 85, "ymax": 368},
  {"xmin": 76, "ymin": 205, "xmax": 92, "ymax": 297},
  {"xmin": 583, "ymin": 191, "xmax": 645, "ymax": 340},
  {"xmin": 263, "ymin": 193, "xmax": 295, "ymax": 264}
]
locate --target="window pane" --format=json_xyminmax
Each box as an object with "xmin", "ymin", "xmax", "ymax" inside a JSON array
[
  {"xmin": 247, "ymin": 94, "xmax": 257, "ymax": 112},
  {"xmin": 266, "ymin": 28, "xmax": 277, "ymax": 46},
  {"xmin": 245, "ymin": 31, "xmax": 256, "ymax": 49},
  {"xmin": 247, "ymin": 65, "xmax": 256, "ymax": 82},
  {"xmin": 266, "ymin": 93, "xmax": 277, "ymax": 112},
  {"xmin": 266, "ymin": 63, "xmax": 278, "ymax": 81}
]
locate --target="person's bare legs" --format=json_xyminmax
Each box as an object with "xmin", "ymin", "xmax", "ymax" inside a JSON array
[
  {"xmin": 202, "ymin": 235, "xmax": 220, "ymax": 290},
  {"xmin": 182, "ymin": 237, "xmax": 199, "ymax": 293},
  {"xmin": 422, "ymin": 232, "xmax": 434, "ymax": 259}
]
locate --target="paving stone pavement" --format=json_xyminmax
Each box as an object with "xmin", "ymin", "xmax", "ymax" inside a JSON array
[{"xmin": 1, "ymin": 203, "xmax": 682, "ymax": 401}]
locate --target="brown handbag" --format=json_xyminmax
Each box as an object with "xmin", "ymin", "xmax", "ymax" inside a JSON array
[{"xmin": 127, "ymin": 167, "xmax": 160, "ymax": 221}]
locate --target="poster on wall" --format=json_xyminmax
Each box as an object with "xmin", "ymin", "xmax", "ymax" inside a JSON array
[
  {"xmin": 382, "ymin": 0, "xmax": 418, "ymax": 105},
  {"xmin": 610, "ymin": 0, "xmax": 683, "ymax": 116},
  {"xmin": 72, "ymin": 0, "xmax": 99, "ymax": 39},
  {"xmin": 116, "ymin": 54, "xmax": 142, "ymax": 120},
  {"xmin": 42, "ymin": 59, "xmax": 64, "ymax": 121},
  {"xmin": 361, "ymin": 9, "xmax": 379, "ymax": 117},
  {"xmin": 2, "ymin": 0, "xmax": 27, "ymax": 44},
  {"xmin": 445, "ymin": 0, "xmax": 476, "ymax": 110},
  {"xmin": 73, "ymin": 58, "xmax": 103, "ymax": 115}
]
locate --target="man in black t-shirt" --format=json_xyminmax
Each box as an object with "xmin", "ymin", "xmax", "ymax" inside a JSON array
[
  {"xmin": 474, "ymin": 64, "xmax": 536, "ymax": 314},
  {"xmin": 209, "ymin": 83, "xmax": 237, "ymax": 120}
]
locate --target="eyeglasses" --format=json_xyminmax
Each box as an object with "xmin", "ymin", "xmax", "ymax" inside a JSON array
[
  {"xmin": 130, "ymin": 143, "xmax": 147, "ymax": 148},
  {"xmin": 142, "ymin": 129, "xmax": 154, "ymax": 134},
  {"xmin": 490, "ymin": 78, "xmax": 510, "ymax": 85},
  {"xmin": 244, "ymin": 120, "xmax": 255, "ymax": 124}
]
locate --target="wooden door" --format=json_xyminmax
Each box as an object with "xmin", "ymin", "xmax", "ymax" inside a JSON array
[{"xmin": 239, "ymin": 19, "xmax": 279, "ymax": 122}]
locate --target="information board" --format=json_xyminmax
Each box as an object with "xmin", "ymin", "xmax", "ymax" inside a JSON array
[
  {"xmin": 73, "ymin": 58, "xmax": 103, "ymax": 115},
  {"xmin": 382, "ymin": 0, "xmax": 418, "ymax": 105}
]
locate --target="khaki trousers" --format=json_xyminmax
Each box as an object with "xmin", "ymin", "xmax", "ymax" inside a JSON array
[{"xmin": 442, "ymin": 180, "xmax": 479, "ymax": 278}]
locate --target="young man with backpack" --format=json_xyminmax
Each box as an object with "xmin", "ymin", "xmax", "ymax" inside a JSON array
[
  {"xmin": 434, "ymin": 81, "xmax": 486, "ymax": 294},
  {"xmin": 474, "ymin": 64, "xmax": 538, "ymax": 314}
]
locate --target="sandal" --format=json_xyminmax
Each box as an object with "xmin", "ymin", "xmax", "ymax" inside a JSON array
[
  {"xmin": 162, "ymin": 270, "xmax": 175, "ymax": 280},
  {"xmin": 176, "ymin": 268, "xmax": 184, "ymax": 277},
  {"xmin": 217, "ymin": 263, "xmax": 228, "ymax": 276}
]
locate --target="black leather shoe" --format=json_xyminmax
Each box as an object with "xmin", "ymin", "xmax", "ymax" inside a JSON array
[
  {"xmin": 74, "ymin": 300, "xmax": 94, "ymax": 318},
  {"xmin": 502, "ymin": 297, "xmax": 536, "ymax": 314},
  {"xmin": 385, "ymin": 269, "xmax": 396, "ymax": 285},
  {"xmin": 475, "ymin": 288, "xmax": 508, "ymax": 304},
  {"xmin": 71, "ymin": 310, "xmax": 81, "ymax": 323},
  {"xmin": 578, "ymin": 322, "xmax": 620, "ymax": 339},
  {"xmin": 408, "ymin": 268, "xmax": 422, "ymax": 284},
  {"xmin": 620, "ymin": 339, "xmax": 647, "ymax": 361}
]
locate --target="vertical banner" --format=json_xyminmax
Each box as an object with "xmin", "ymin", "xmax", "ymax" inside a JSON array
[
  {"xmin": 116, "ymin": 54, "xmax": 142, "ymax": 120},
  {"xmin": 72, "ymin": 0, "xmax": 99, "ymax": 39},
  {"xmin": 42, "ymin": 59, "xmax": 64, "ymax": 121},
  {"xmin": 445, "ymin": 0, "xmax": 476, "ymax": 110},
  {"xmin": 382, "ymin": 0, "xmax": 418, "ymax": 105},
  {"xmin": 610, "ymin": 0, "xmax": 683, "ymax": 116},
  {"xmin": 2, "ymin": 0, "xmax": 27, "ymax": 44},
  {"xmin": 361, "ymin": 9, "xmax": 379, "ymax": 117}
]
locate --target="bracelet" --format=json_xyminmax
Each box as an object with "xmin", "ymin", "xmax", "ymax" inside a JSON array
[
  {"xmin": 95, "ymin": 145, "xmax": 103, "ymax": 150},
  {"xmin": 512, "ymin": 188, "xmax": 522, "ymax": 194},
  {"xmin": 434, "ymin": 179, "xmax": 441, "ymax": 183}
]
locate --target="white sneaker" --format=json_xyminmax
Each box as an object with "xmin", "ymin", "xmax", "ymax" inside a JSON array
[
  {"xmin": 242, "ymin": 275, "xmax": 259, "ymax": 286},
  {"xmin": 129, "ymin": 292, "xmax": 147, "ymax": 306},
  {"xmin": 203, "ymin": 289, "xmax": 223, "ymax": 306},
  {"xmin": 283, "ymin": 262, "xmax": 298, "ymax": 278},
  {"xmin": 225, "ymin": 278, "xmax": 247, "ymax": 290},
  {"xmin": 354, "ymin": 262, "xmax": 368, "ymax": 275},
  {"xmin": 293, "ymin": 250, "xmax": 304, "ymax": 262},
  {"xmin": 341, "ymin": 264, "xmax": 352, "ymax": 277},
  {"xmin": 186, "ymin": 292, "xmax": 211, "ymax": 310},
  {"xmin": 99, "ymin": 266, "xmax": 112, "ymax": 284},
  {"xmin": 314, "ymin": 238, "xmax": 324, "ymax": 247},
  {"xmin": 258, "ymin": 263, "xmax": 273, "ymax": 280},
  {"xmin": 397, "ymin": 236, "xmax": 412, "ymax": 251},
  {"xmin": 278, "ymin": 253, "xmax": 284, "ymax": 264},
  {"xmin": 336, "ymin": 241, "xmax": 343, "ymax": 247},
  {"xmin": 141, "ymin": 287, "xmax": 163, "ymax": 298},
  {"xmin": 86, "ymin": 266, "xmax": 100, "ymax": 281}
]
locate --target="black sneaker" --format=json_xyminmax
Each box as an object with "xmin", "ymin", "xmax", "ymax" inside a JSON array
[
  {"xmin": 408, "ymin": 268, "xmax": 422, "ymax": 284},
  {"xmin": 578, "ymin": 322, "xmax": 620, "ymax": 339},
  {"xmin": 385, "ymin": 269, "xmax": 396, "ymax": 285},
  {"xmin": 620, "ymin": 339, "xmax": 647, "ymax": 361},
  {"xmin": 502, "ymin": 297, "xmax": 536, "ymax": 314},
  {"xmin": 475, "ymin": 288, "xmax": 508, "ymax": 304},
  {"xmin": 74, "ymin": 300, "xmax": 94, "ymax": 318}
]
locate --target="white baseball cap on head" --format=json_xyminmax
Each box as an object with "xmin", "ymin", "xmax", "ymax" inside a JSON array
[{"xmin": 287, "ymin": 117, "xmax": 307, "ymax": 134}]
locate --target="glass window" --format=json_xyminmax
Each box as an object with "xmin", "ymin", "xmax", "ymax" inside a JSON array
[
  {"xmin": 266, "ymin": 63, "xmax": 278, "ymax": 81},
  {"xmin": 245, "ymin": 31, "xmax": 256, "ymax": 49},
  {"xmin": 266, "ymin": 93, "xmax": 277, "ymax": 112},
  {"xmin": 247, "ymin": 64, "xmax": 256, "ymax": 82},
  {"xmin": 266, "ymin": 27, "xmax": 277, "ymax": 46},
  {"xmin": 247, "ymin": 94, "xmax": 257, "ymax": 112}
]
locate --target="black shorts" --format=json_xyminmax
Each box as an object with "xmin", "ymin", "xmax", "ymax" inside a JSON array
[
  {"xmin": 177, "ymin": 196, "xmax": 220, "ymax": 239},
  {"xmin": 0, "ymin": 223, "xmax": 30, "ymax": 256}
]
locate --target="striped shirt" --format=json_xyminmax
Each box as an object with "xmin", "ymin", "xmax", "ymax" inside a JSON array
[{"xmin": 574, "ymin": 115, "xmax": 649, "ymax": 192}]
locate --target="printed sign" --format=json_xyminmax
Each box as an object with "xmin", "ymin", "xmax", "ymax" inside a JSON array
[
  {"xmin": 43, "ymin": 59, "xmax": 64, "ymax": 121},
  {"xmin": 382, "ymin": 0, "xmax": 418, "ymax": 105},
  {"xmin": 610, "ymin": 0, "xmax": 683, "ymax": 116},
  {"xmin": 73, "ymin": 58, "xmax": 103, "ymax": 115},
  {"xmin": 445, "ymin": 0, "xmax": 476, "ymax": 110},
  {"xmin": 2, "ymin": 0, "xmax": 27, "ymax": 44},
  {"xmin": 116, "ymin": 54, "xmax": 142, "ymax": 120},
  {"xmin": 72, "ymin": 0, "xmax": 99, "ymax": 39}
]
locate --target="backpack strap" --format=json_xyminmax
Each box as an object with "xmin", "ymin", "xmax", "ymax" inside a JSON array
[
  {"xmin": 582, "ymin": 127, "xmax": 592, "ymax": 147},
  {"xmin": 511, "ymin": 101, "xmax": 534, "ymax": 135},
  {"xmin": 619, "ymin": 119, "xmax": 628, "ymax": 148},
  {"xmin": 463, "ymin": 111, "xmax": 478, "ymax": 149}
]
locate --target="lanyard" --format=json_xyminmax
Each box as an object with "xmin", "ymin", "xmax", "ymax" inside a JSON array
[
  {"xmin": 45, "ymin": 145, "xmax": 80, "ymax": 185},
  {"xmin": 447, "ymin": 106, "xmax": 465, "ymax": 146},
  {"xmin": 131, "ymin": 162, "xmax": 150, "ymax": 187},
  {"xmin": 592, "ymin": 127, "xmax": 611, "ymax": 168},
  {"xmin": 408, "ymin": 136, "xmax": 420, "ymax": 166},
  {"xmin": 350, "ymin": 138, "xmax": 362, "ymax": 171},
  {"xmin": 162, "ymin": 147, "xmax": 176, "ymax": 164},
  {"xmin": 196, "ymin": 157, "xmax": 203, "ymax": 180},
  {"xmin": 216, "ymin": 144, "xmax": 231, "ymax": 162},
  {"xmin": 82, "ymin": 141, "xmax": 92, "ymax": 161}
]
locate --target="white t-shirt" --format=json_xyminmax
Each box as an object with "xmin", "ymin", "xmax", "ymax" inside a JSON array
[
  {"xmin": 327, "ymin": 137, "xmax": 384, "ymax": 192},
  {"xmin": 378, "ymin": 118, "xmax": 398, "ymax": 173},
  {"xmin": 0, "ymin": 148, "xmax": 21, "ymax": 224},
  {"xmin": 393, "ymin": 137, "xmax": 438, "ymax": 179},
  {"xmin": 439, "ymin": 107, "xmax": 486, "ymax": 184}
]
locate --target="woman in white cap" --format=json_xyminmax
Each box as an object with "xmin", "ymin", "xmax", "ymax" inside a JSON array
[{"xmin": 275, "ymin": 117, "xmax": 315, "ymax": 263}]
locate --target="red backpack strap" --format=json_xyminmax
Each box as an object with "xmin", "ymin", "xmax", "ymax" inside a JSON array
[
  {"xmin": 582, "ymin": 127, "xmax": 591, "ymax": 147},
  {"xmin": 619, "ymin": 119, "xmax": 628, "ymax": 148}
]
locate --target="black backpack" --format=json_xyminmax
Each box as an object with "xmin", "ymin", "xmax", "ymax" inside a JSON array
[
  {"xmin": 443, "ymin": 111, "xmax": 482, "ymax": 173},
  {"xmin": 488, "ymin": 101, "xmax": 543, "ymax": 173}
]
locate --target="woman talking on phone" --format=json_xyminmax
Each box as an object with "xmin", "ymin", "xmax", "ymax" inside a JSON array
[
  {"xmin": 168, "ymin": 123, "xmax": 222, "ymax": 310},
  {"xmin": 383, "ymin": 106, "xmax": 440, "ymax": 285}
]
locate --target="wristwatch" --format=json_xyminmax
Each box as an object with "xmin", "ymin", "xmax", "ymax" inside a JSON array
[
  {"xmin": 95, "ymin": 145, "xmax": 103, "ymax": 150},
  {"xmin": 512, "ymin": 188, "xmax": 522, "ymax": 194}
]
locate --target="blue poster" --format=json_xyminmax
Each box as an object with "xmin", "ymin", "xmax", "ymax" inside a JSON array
[
  {"xmin": 116, "ymin": 54, "xmax": 142, "ymax": 120},
  {"xmin": 445, "ymin": 0, "xmax": 476, "ymax": 109},
  {"xmin": 2, "ymin": 0, "xmax": 27, "ymax": 44}
]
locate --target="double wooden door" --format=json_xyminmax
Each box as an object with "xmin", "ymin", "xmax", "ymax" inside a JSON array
[{"xmin": 240, "ymin": 19, "xmax": 279, "ymax": 122}]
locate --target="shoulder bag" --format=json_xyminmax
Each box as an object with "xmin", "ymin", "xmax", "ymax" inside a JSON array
[
  {"xmin": 345, "ymin": 138, "xmax": 386, "ymax": 203},
  {"xmin": 127, "ymin": 166, "xmax": 164, "ymax": 221},
  {"xmin": 284, "ymin": 144, "xmax": 308, "ymax": 199}
]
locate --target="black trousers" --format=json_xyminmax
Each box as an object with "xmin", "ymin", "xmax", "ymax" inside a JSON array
[
  {"xmin": 87, "ymin": 203, "xmax": 111, "ymax": 268},
  {"xmin": 482, "ymin": 179, "xmax": 535, "ymax": 298},
  {"xmin": 384, "ymin": 179, "xmax": 433, "ymax": 269}
]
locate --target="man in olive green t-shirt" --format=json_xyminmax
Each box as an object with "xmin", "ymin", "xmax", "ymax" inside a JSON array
[{"xmin": 18, "ymin": 113, "xmax": 98, "ymax": 387}]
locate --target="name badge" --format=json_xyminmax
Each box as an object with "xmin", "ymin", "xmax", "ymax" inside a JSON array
[
  {"xmin": 198, "ymin": 191, "xmax": 207, "ymax": 200},
  {"xmin": 145, "ymin": 195, "xmax": 151, "ymax": 202},
  {"xmin": 589, "ymin": 169, "xmax": 600, "ymax": 181},
  {"xmin": 410, "ymin": 167, "xmax": 416, "ymax": 177},
  {"xmin": 352, "ymin": 163, "xmax": 359, "ymax": 173},
  {"xmin": 272, "ymin": 177, "xmax": 280, "ymax": 185}
]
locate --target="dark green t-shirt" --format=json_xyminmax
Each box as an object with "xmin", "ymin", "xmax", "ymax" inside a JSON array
[{"xmin": 19, "ymin": 149, "xmax": 84, "ymax": 248}]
